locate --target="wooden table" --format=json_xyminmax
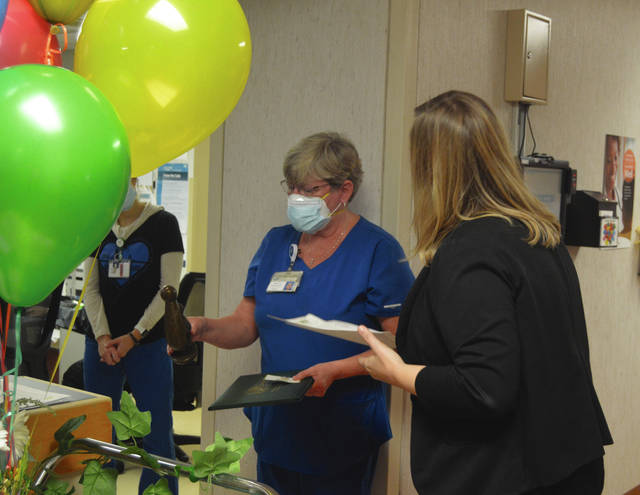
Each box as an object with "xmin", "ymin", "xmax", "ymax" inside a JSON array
[{"xmin": 17, "ymin": 376, "xmax": 112, "ymax": 473}]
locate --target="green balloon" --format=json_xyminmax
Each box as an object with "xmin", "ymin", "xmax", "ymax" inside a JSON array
[{"xmin": 0, "ymin": 64, "xmax": 130, "ymax": 307}]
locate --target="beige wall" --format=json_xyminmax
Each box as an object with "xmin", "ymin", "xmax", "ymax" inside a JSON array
[
  {"xmin": 201, "ymin": 0, "xmax": 640, "ymax": 494},
  {"xmin": 411, "ymin": 1, "xmax": 640, "ymax": 494}
]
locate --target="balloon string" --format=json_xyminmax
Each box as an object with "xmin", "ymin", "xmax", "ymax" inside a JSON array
[
  {"xmin": 51, "ymin": 23, "xmax": 68, "ymax": 53},
  {"xmin": 0, "ymin": 302, "xmax": 5, "ymax": 423},
  {"xmin": 0, "ymin": 308, "xmax": 5, "ymax": 420},
  {"xmin": 0, "ymin": 255, "xmax": 99, "ymax": 467},
  {"xmin": 0, "ymin": 304, "xmax": 5, "ymax": 470},
  {"xmin": 2, "ymin": 303, "xmax": 9, "ymax": 365},
  {"xmin": 45, "ymin": 23, "xmax": 68, "ymax": 64},
  {"xmin": 1, "ymin": 303, "xmax": 11, "ymax": 416},
  {"xmin": 0, "ymin": 303, "xmax": 5, "ymax": 376},
  {"xmin": 0, "ymin": 303, "xmax": 4, "ymax": 470},
  {"xmin": 35, "ymin": 253, "xmax": 102, "ymax": 466},
  {"xmin": 47, "ymin": 255, "xmax": 99, "ymax": 392},
  {"xmin": 2, "ymin": 308, "xmax": 21, "ymax": 469},
  {"xmin": 1, "ymin": 308, "xmax": 20, "ymax": 409}
]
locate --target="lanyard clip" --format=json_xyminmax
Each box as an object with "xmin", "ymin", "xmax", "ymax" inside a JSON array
[
  {"xmin": 288, "ymin": 243, "xmax": 298, "ymax": 270},
  {"xmin": 112, "ymin": 250, "xmax": 123, "ymax": 266}
]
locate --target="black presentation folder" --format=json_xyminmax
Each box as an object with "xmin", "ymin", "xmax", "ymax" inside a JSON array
[{"xmin": 208, "ymin": 371, "xmax": 314, "ymax": 411}]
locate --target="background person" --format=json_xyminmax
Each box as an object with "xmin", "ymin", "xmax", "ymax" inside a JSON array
[
  {"xmin": 83, "ymin": 178, "xmax": 183, "ymax": 495},
  {"xmin": 359, "ymin": 91, "xmax": 612, "ymax": 495},
  {"xmin": 603, "ymin": 134, "xmax": 623, "ymax": 225},
  {"xmin": 188, "ymin": 132, "xmax": 414, "ymax": 495},
  {"xmin": 603, "ymin": 134, "xmax": 620, "ymax": 203}
]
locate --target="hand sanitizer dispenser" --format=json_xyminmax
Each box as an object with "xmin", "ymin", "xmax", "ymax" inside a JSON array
[{"xmin": 564, "ymin": 190, "xmax": 618, "ymax": 247}]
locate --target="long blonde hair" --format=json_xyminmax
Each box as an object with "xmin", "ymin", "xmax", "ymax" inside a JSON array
[{"xmin": 410, "ymin": 90, "xmax": 561, "ymax": 264}]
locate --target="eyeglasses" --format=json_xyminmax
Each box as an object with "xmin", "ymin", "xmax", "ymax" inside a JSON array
[{"xmin": 280, "ymin": 179, "xmax": 332, "ymax": 197}]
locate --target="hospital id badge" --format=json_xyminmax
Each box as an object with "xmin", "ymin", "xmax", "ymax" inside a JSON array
[
  {"xmin": 266, "ymin": 270, "xmax": 303, "ymax": 293},
  {"xmin": 108, "ymin": 259, "xmax": 131, "ymax": 278}
]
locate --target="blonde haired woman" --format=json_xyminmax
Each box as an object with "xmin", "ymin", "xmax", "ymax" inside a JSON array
[{"xmin": 359, "ymin": 91, "xmax": 612, "ymax": 495}]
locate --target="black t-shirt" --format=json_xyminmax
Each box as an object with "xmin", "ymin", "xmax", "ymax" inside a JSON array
[{"xmin": 91, "ymin": 209, "xmax": 183, "ymax": 343}]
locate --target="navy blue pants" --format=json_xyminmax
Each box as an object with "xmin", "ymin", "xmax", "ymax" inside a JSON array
[
  {"xmin": 84, "ymin": 337, "xmax": 178, "ymax": 495},
  {"xmin": 257, "ymin": 451, "xmax": 378, "ymax": 495}
]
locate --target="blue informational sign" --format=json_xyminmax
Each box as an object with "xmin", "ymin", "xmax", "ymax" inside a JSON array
[
  {"xmin": 156, "ymin": 162, "xmax": 189, "ymax": 240},
  {"xmin": 156, "ymin": 163, "xmax": 188, "ymax": 204}
]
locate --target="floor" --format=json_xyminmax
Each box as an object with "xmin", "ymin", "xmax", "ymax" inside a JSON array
[{"xmin": 117, "ymin": 408, "xmax": 202, "ymax": 494}]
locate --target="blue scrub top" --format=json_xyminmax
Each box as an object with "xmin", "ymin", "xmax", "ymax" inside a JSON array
[{"xmin": 243, "ymin": 217, "xmax": 414, "ymax": 474}]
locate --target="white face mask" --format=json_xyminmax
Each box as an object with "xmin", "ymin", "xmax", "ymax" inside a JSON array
[
  {"xmin": 120, "ymin": 183, "xmax": 137, "ymax": 213},
  {"xmin": 287, "ymin": 193, "xmax": 341, "ymax": 234}
]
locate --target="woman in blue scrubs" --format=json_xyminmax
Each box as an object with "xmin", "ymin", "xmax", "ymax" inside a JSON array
[{"xmin": 189, "ymin": 132, "xmax": 414, "ymax": 495}]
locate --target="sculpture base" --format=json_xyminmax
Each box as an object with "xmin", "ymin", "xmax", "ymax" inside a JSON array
[{"xmin": 171, "ymin": 344, "xmax": 198, "ymax": 365}]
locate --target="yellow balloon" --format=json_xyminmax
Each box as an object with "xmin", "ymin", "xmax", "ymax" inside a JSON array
[
  {"xmin": 74, "ymin": 0, "xmax": 251, "ymax": 177},
  {"xmin": 27, "ymin": 0, "xmax": 95, "ymax": 24}
]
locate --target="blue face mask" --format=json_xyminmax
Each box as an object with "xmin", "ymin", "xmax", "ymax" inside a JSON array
[
  {"xmin": 120, "ymin": 183, "xmax": 137, "ymax": 213},
  {"xmin": 287, "ymin": 193, "xmax": 341, "ymax": 234}
]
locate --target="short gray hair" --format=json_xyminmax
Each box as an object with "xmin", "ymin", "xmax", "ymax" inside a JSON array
[{"xmin": 282, "ymin": 132, "xmax": 363, "ymax": 202}]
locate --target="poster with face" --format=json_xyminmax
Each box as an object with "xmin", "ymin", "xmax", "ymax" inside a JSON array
[{"xmin": 603, "ymin": 134, "xmax": 635, "ymax": 239}]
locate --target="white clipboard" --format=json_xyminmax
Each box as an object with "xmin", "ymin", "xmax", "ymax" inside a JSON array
[{"xmin": 268, "ymin": 313, "xmax": 396, "ymax": 347}]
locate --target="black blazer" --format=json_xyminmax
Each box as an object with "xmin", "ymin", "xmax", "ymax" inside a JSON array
[{"xmin": 396, "ymin": 217, "xmax": 612, "ymax": 495}]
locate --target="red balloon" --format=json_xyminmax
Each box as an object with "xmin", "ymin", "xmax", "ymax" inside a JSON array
[{"xmin": 0, "ymin": 0, "xmax": 61, "ymax": 69}]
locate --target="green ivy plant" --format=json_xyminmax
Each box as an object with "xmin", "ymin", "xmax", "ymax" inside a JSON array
[{"xmin": 38, "ymin": 391, "xmax": 253, "ymax": 495}]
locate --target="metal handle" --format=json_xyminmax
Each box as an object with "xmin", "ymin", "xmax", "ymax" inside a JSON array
[{"xmin": 32, "ymin": 437, "xmax": 278, "ymax": 495}]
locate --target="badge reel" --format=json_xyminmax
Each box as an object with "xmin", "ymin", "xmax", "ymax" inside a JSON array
[
  {"xmin": 266, "ymin": 243, "xmax": 303, "ymax": 293},
  {"xmin": 108, "ymin": 238, "xmax": 131, "ymax": 278}
]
